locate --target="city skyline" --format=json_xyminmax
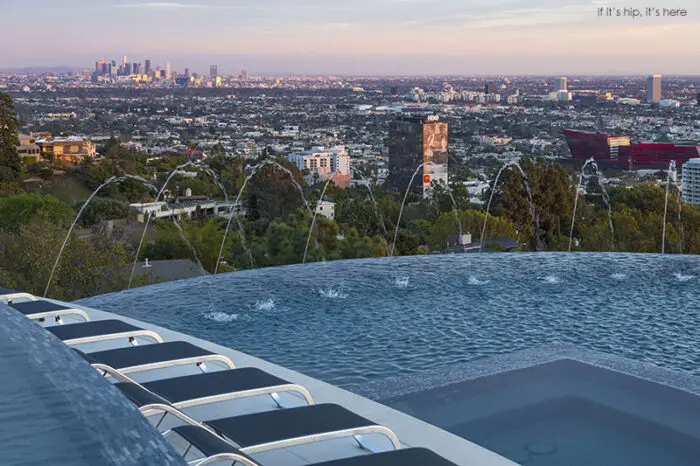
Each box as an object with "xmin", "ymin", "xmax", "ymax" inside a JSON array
[{"xmin": 1, "ymin": 0, "xmax": 699, "ymax": 75}]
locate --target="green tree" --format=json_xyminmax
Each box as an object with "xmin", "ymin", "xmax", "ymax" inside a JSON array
[
  {"xmin": 183, "ymin": 218, "xmax": 235, "ymax": 272},
  {"xmin": 0, "ymin": 217, "xmax": 132, "ymax": 300},
  {"xmin": 142, "ymin": 221, "xmax": 192, "ymax": 262},
  {"xmin": 75, "ymin": 197, "xmax": 131, "ymax": 227},
  {"xmin": 0, "ymin": 92, "xmax": 22, "ymax": 183},
  {"xmin": 499, "ymin": 159, "xmax": 575, "ymax": 250},
  {"xmin": 0, "ymin": 194, "xmax": 71, "ymax": 232},
  {"xmin": 246, "ymin": 159, "xmax": 307, "ymax": 224}
]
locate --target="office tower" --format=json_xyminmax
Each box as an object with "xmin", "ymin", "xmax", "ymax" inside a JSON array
[
  {"xmin": 241, "ymin": 69, "xmax": 248, "ymax": 80},
  {"xmin": 484, "ymin": 83, "xmax": 497, "ymax": 94},
  {"xmin": 95, "ymin": 60, "xmax": 106, "ymax": 75},
  {"xmin": 144, "ymin": 59, "xmax": 152, "ymax": 75},
  {"xmin": 133, "ymin": 62, "xmax": 140, "ymax": 74},
  {"xmin": 560, "ymin": 76, "xmax": 567, "ymax": 91},
  {"xmin": 209, "ymin": 64, "xmax": 218, "ymax": 79},
  {"xmin": 647, "ymin": 74, "xmax": 661, "ymax": 103},
  {"xmin": 124, "ymin": 63, "xmax": 132, "ymax": 75},
  {"xmin": 388, "ymin": 115, "xmax": 448, "ymax": 197},
  {"xmin": 122, "ymin": 56, "xmax": 127, "ymax": 67},
  {"xmin": 184, "ymin": 68, "xmax": 189, "ymax": 77},
  {"xmin": 165, "ymin": 63, "xmax": 171, "ymax": 80}
]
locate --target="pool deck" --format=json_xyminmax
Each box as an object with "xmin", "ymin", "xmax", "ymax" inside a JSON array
[{"xmin": 66, "ymin": 300, "xmax": 517, "ymax": 466}]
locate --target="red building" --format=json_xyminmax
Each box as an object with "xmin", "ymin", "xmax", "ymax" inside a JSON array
[
  {"xmin": 563, "ymin": 129, "xmax": 700, "ymax": 169},
  {"xmin": 618, "ymin": 143, "xmax": 700, "ymax": 169}
]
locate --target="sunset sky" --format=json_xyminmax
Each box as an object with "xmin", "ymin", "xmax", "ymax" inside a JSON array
[{"xmin": 2, "ymin": 0, "xmax": 698, "ymax": 74}]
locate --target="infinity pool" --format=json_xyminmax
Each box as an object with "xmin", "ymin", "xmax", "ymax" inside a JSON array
[{"xmin": 79, "ymin": 253, "xmax": 700, "ymax": 396}]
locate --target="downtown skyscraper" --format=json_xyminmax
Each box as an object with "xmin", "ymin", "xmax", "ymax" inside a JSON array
[{"xmin": 647, "ymin": 74, "xmax": 662, "ymax": 103}]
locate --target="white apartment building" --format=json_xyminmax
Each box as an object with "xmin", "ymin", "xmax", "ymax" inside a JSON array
[
  {"xmin": 287, "ymin": 146, "xmax": 350, "ymax": 176},
  {"xmin": 682, "ymin": 158, "xmax": 700, "ymax": 205}
]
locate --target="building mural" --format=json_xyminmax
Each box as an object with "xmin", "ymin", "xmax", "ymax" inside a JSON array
[{"xmin": 422, "ymin": 120, "xmax": 449, "ymax": 196}]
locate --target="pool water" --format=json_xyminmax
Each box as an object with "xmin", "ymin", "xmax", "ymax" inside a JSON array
[
  {"xmin": 79, "ymin": 253, "xmax": 700, "ymax": 395},
  {"xmin": 453, "ymin": 397, "xmax": 700, "ymax": 466}
]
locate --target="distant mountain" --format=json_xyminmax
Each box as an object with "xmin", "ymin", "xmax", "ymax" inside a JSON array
[{"xmin": 0, "ymin": 66, "xmax": 84, "ymax": 74}]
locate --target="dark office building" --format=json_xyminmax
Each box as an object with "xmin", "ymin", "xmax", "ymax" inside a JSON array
[
  {"xmin": 144, "ymin": 59, "xmax": 152, "ymax": 75},
  {"xmin": 388, "ymin": 115, "xmax": 448, "ymax": 197},
  {"xmin": 484, "ymin": 83, "xmax": 497, "ymax": 94},
  {"xmin": 390, "ymin": 86, "xmax": 402, "ymax": 96}
]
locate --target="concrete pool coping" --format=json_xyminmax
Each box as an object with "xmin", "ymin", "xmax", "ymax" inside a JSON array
[
  {"xmin": 65, "ymin": 300, "xmax": 517, "ymax": 466},
  {"xmin": 362, "ymin": 343, "xmax": 700, "ymax": 402}
]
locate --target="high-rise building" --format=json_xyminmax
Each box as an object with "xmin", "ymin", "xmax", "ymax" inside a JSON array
[
  {"xmin": 683, "ymin": 159, "xmax": 700, "ymax": 205},
  {"xmin": 144, "ymin": 60, "xmax": 152, "ymax": 75},
  {"xmin": 484, "ymin": 83, "xmax": 497, "ymax": 94},
  {"xmin": 241, "ymin": 69, "xmax": 248, "ymax": 80},
  {"xmin": 560, "ymin": 76, "xmax": 567, "ymax": 91},
  {"xmin": 209, "ymin": 64, "xmax": 218, "ymax": 79},
  {"xmin": 647, "ymin": 74, "xmax": 662, "ymax": 103},
  {"xmin": 388, "ymin": 115, "xmax": 448, "ymax": 197},
  {"xmin": 95, "ymin": 60, "xmax": 106, "ymax": 75},
  {"xmin": 122, "ymin": 56, "xmax": 127, "ymax": 67},
  {"xmin": 697, "ymin": 92, "xmax": 700, "ymax": 105},
  {"xmin": 165, "ymin": 63, "xmax": 171, "ymax": 80},
  {"xmin": 184, "ymin": 68, "xmax": 189, "ymax": 77},
  {"xmin": 133, "ymin": 62, "xmax": 141, "ymax": 74}
]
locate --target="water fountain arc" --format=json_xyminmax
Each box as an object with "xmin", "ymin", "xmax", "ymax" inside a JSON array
[
  {"xmin": 127, "ymin": 161, "xmax": 206, "ymax": 289},
  {"xmin": 302, "ymin": 172, "xmax": 337, "ymax": 264},
  {"xmin": 390, "ymin": 162, "xmax": 465, "ymax": 257},
  {"xmin": 44, "ymin": 174, "xmax": 161, "ymax": 298},
  {"xmin": 567, "ymin": 157, "xmax": 615, "ymax": 252},
  {"xmin": 479, "ymin": 161, "xmax": 537, "ymax": 253},
  {"xmin": 214, "ymin": 160, "xmax": 314, "ymax": 275},
  {"xmin": 662, "ymin": 160, "xmax": 678, "ymax": 255},
  {"xmin": 351, "ymin": 170, "xmax": 391, "ymax": 257}
]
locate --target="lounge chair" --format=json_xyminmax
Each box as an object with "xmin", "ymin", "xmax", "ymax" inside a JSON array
[
  {"xmin": 195, "ymin": 403, "xmax": 400, "ymax": 455},
  {"xmin": 166, "ymin": 425, "xmax": 259, "ymax": 466},
  {"xmin": 116, "ymin": 367, "xmax": 314, "ymax": 417},
  {"xmin": 47, "ymin": 319, "xmax": 163, "ymax": 346},
  {"xmin": 165, "ymin": 421, "xmax": 456, "ymax": 466},
  {"xmin": 308, "ymin": 447, "xmax": 459, "ymax": 465},
  {"xmin": 10, "ymin": 300, "xmax": 90, "ymax": 325},
  {"xmin": 0, "ymin": 286, "xmax": 36, "ymax": 303},
  {"xmin": 79, "ymin": 341, "xmax": 235, "ymax": 377}
]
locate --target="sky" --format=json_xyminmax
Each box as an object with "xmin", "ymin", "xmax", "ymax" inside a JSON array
[{"xmin": 1, "ymin": 0, "xmax": 699, "ymax": 75}]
